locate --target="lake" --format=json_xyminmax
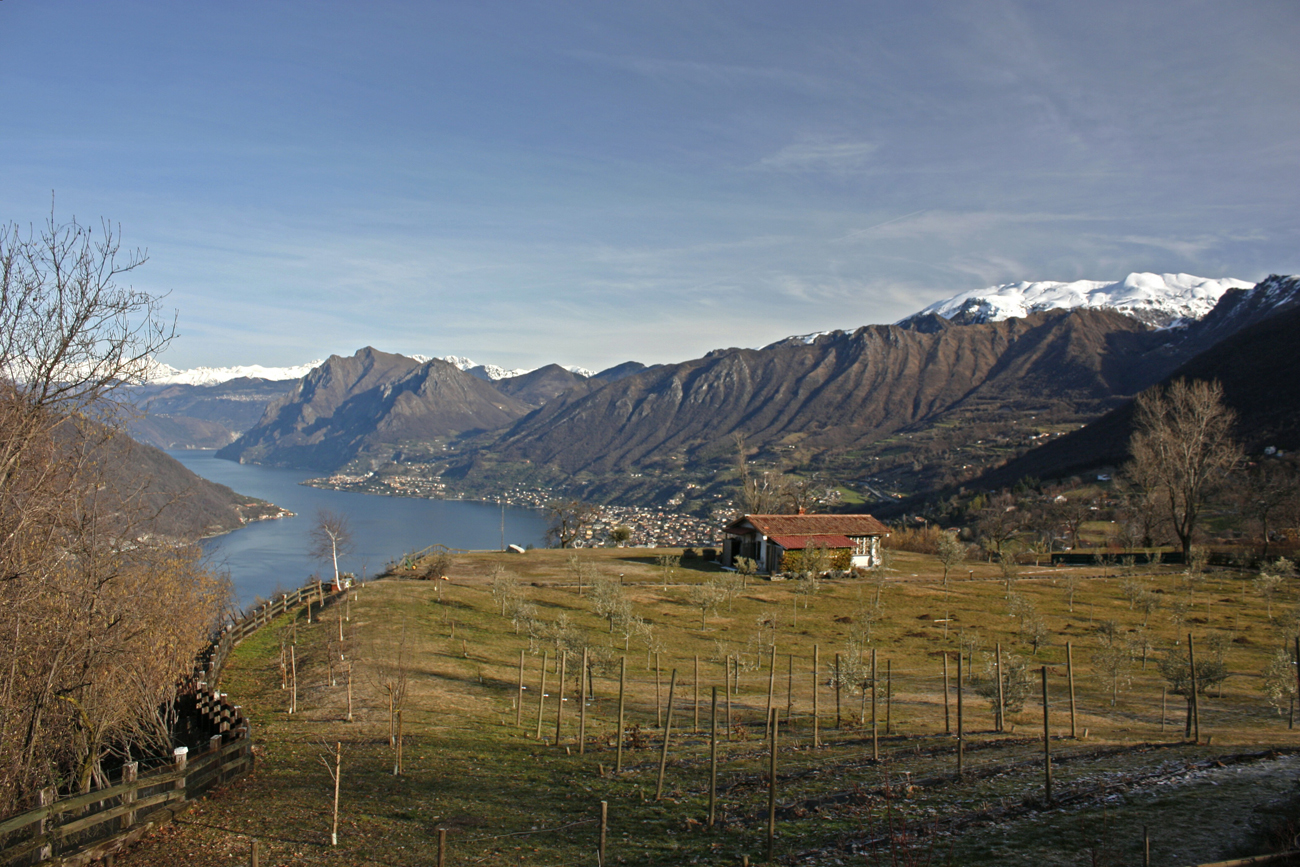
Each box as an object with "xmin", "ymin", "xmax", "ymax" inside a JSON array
[{"xmin": 167, "ymin": 450, "xmax": 550, "ymax": 607}]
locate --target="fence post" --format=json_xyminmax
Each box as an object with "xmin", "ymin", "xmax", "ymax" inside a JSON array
[
  {"xmin": 812, "ymin": 644, "xmax": 820, "ymax": 747},
  {"xmin": 1041, "ymin": 666, "xmax": 1052, "ymax": 804},
  {"xmin": 655, "ymin": 670, "xmax": 678, "ymax": 800},
  {"xmin": 250, "ymin": 839, "xmax": 259, "ymax": 867},
  {"xmin": 886, "ymin": 659, "xmax": 893, "ymax": 736},
  {"xmin": 1067, "ymin": 641, "xmax": 1077, "ymax": 739},
  {"xmin": 766, "ymin": 645, "xmax": 776, "ymax": 741},
  {"xmin": 555, "ymin": 652, "xmax": 567, "ymax": 747},
  {"xmin": 786, "ymin": 653, "xmax": 794, "ymax": 726},
  {"xmin": 1188, "ymin": 633, "xmax": 1200, "ymax": 743},
  {"xmin": 995, "ymin": 643, "xmax": 1004, "ymax": 733},
  {"xmin": 694, "ymin": 654, "xmax": 700, "ymax": 734},
  {"xmin": 517, "ymin": 649, "xmax": 526, "ymax": 728},
  {"xmin": 767, "ymin": 707, "xmax": 779, "ymax": 863},
  {"xmin": 37, "ymin": 786, "xmax": 56, "ymax": 861},
  {"xmin": 122, "ymin": 761, "xmax": 139, "ymax": 828},
  {"xmin": 616, "ymin": 656, "xmax": 626, "ymax": 773},
  {"xmin": 709, "ymin": 686, "xmax": 718, "ymax": 829},
  {"xmin": 579, "ymin": 647, "xmax": 589, "ymax": 753},
  {"xmin": 174, "ymin": 746, "xmax": 189, "ymax": 797},
  {"xmin": 599, "ymin": 800, "xmax": 608, "ymax": 865},
  {"xmin": 536, "ymin": 651, "xmax": 548, "ymax": 741},
  {"xmin": 655, "ymin": 653, "xmax": 663, "ymax": 729},
  {"xmin": 437, "ymin": 828, "xmax": 447, "ymax": 867},
  {"xmin": 956, "ymin": 653, "xmax": 964, "ymax": 780},
  {"xmin": 725, "ymin": 656, "xmax": 733, "ymax": 739},
  {"xmin": 835, "ymin": 652, "xmax": 842, "ymax": 730},
  {"xmin": 871, "ymin": 648, "xmax": 878, "ymax": 761},
  {"xmin": 942, "ymin": 653, "xmax": 951, "ymax": 735}
]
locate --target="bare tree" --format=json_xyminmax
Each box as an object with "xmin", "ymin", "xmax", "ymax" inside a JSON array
[
  {"xmin": 310, "ymin": 509, "xmax": 354, "ymax": 586},
  {"xmin": 545, "ymin": 500, "xmax": 597, "ymax": 549},
  {"xmin": 1127, "ymin": 379, "xmax": 1242, "ymax": 561},
  {"xmin": 0, "ymin": 210, "xmax": 227, "ymax": 814},
  {"xmin": 936, "ymin": 531, "xmax": 965, "ymax": 587},
  {"xmin": 318, "ymin": 741, "xmax": 343, "ymax": 846}
]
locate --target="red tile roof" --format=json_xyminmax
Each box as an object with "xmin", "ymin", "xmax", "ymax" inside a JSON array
[
  {"xmin": 724, "ymin": 513, "xmax": 890, "ymax": 538},
  {"xmin": 767, "ymin": 534, "xmax": 855, "ymax": 550}
]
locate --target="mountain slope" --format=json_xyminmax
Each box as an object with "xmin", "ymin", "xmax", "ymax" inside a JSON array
[
  {"xmin": 218, "ymin": 350, "xmax": 531, "ymax": 469},
  {"xmin": 126, "ymin": 377, "xmax": 301, "ymax": 448},
  {"xmin": 493, "ymin": 364, "xmax": 591, "ymax": 408},
  {"xmin": 976, "ymin": 299, "xmax": 1300, "ymax": 488},
  {"xmin": 476, "ymin": 308, "xmax": 1165, "ymax": 478}
]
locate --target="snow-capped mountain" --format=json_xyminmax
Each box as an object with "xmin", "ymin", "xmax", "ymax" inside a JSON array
[
  {"xmin": 901, "ymin": 272, "xmax": 1254, "ymax": 328},
  {"xmin": 438, "ymin": 356, "xmax": 594, "ymax": 381},
  {"xmin": 146, "ymin": 360, "xmax": 323, "ymax": 386}
]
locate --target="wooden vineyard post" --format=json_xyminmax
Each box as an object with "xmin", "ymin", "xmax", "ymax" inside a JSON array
[
  {"xmin": 1067, "ymin": 641, "xmax": 1077, "ymax": 739},
  {"xmin": 765, "ymin": 645, "xmax": 777, "ymax": 740},
  {"xmin": 835, "ymin": 652, "xmax": 842, "ymax": 729},
  {"xmin": 437, "ymin": 828, "xmax": 447, "ymax": 867},
  {"xmin": 616, "ymin": 656, "xmax": 627, "ymax": 773},
  {"xmin": 346, "ymin": 663, "xmax": 353, "ymax": 723},
  {"xmin": 956, "ymin": 652, "xmax": 964, "ymax": 780},
  {"xmin": 556, "ymin": 652, "xmax": 568, "ymax": 747},
  {"xmin": 1294, "ymin": 636, "xmax": 1300, "ymax": 730},
  {"xmin": 1188, "ymin": 633, "xmax": 1200, "ymax": 743},
  {"xmin": 871, "ymin": 648, "xmax": 879, "ymax": 761},
  {"xmin": 394, "ymin": 710, "xmax": 404, "ymax": 776},
  {"xmin": 725, "ymin": 656, "xmax": 733, "ymax": 739},
  {"xmin": 995, "ymin": 642, "xmax": 1004, "ymax": 733},
  {"xmin": 599, "ymin": 801, "xmax": 608, "ymax": 865},
  {"xmin": 656, "ymin": 653, "xmax": 663, "ymax": 728},
  {"xmin": 709, "ymin": 686, "xmax": 718, "ymax": 829},
  {"xmin": 943, "ymin": 653, "xmax": 951, "ymax": 735},
  {"xmin": 694, "ymin": 654, "xmax": 700, "ymax": 734},
  {"xmin": 786, "ymin": 653, "xmax": 794, "ymax": 725},
  {"xmin": 1041, "ymin": 666, "xmax": 1052, "ymax": 804},
  {"xmin": 1143, "ymin": 825, "xmax": 1150, "ymax": 867},
  {"xmin": 886, "ymin": 658, "xmax": 893, "ymax": 736},
  {"xmin": 536, "ymin": 651, "xmax": 548, "ymax": 741},
  {"xmin": 290, "ymin": 645, "xmax": 297, "ymax": 714},
  {"xmin": 812, "ymin": 644, "xmax": 820, "ymax": 747},
  {"xmin": 251, "ymin": 839, "xmax": 260, "ymax": 867},
  {"xmin": 580, "ymin": 647, "xmax": 589, "ymax": 753},
  {"xmin": 655, "ymin": 670, "xmax": 678, "ymax": 800},
  {"xmin": 517, "ymin": 649, "xmax": 526, "ymax": 728},
  {"xmin": 767, "ymin": 707, "xmax": 779, "ymax": 863}
]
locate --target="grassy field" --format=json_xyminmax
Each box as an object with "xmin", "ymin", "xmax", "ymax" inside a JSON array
[{"xmin": 118, "ymin": 549, "xmax": 1300, "ymax": 866}]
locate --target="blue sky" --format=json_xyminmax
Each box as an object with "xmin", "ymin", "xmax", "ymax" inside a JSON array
[{"xmin": 3, "ymin": 1, "xmax": 1297, "ymax": 372}]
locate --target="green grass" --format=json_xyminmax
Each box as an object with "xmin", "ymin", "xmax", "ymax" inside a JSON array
[{"xmin": 119, "ymin": 549, "xmax": 1300, "ymax": 866}]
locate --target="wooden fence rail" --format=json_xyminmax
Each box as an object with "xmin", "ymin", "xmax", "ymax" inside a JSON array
[{"xmin": 0, "ymin": 580, "xmax": 340, "ymax": 866}]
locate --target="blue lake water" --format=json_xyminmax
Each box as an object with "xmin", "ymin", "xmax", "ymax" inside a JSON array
[{"xmin": 167, "ymin": 450, "xmax": 549, "ymax": 607}]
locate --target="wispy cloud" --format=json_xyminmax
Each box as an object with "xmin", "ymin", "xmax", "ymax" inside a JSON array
[{"xmin": 750, "ymin": 139, "xmax": 880, "ymax": 173}]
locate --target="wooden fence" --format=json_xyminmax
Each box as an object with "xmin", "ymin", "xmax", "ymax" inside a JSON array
[{"xmin": 0, "ymin": 581, "xmax": 339, "ymax": 866}]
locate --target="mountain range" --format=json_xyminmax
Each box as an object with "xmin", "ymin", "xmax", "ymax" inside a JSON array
[{"xmin": 148, "ymin": 272, "xmax": 1300, "ymax": 516}]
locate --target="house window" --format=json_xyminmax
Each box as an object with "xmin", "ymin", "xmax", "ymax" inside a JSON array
[{"xmin": 852, "ymin": 537, "xmax": 871, "ymax": 556}]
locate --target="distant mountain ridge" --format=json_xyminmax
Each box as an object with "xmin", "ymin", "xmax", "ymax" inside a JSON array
[
  {"xmin": 191, "ymin": 272, "xmax": 1300, "ymax": 515},
  {"xmin": 217, "ymin": 348, "xmax": 533, "ymax": 469},
  {"xmin": 897, "ymin": 272, "xmax": 1253, "ymax": 329}
]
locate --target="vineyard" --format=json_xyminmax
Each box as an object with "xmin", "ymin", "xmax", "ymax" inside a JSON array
[{"xmin": 116, "ymin": 548, "xmax": 1300, "ymax": 866}]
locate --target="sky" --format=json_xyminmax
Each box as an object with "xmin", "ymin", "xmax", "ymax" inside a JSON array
[{"xmin": 2, "ymin": 1, "xmax": 1298, "ymax": 373}]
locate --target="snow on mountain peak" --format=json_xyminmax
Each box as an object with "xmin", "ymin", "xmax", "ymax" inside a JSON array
[
  {"xmin": 146, "ymin": 360, "xmax": 324, "ymax": 386},
  {"xmin": 437, "ymin": 356, "xmax": 592, "ymax": 380},
  {"xmin": 902, "ymin": 272, "xmax": 1254, "ymax": 327}
]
